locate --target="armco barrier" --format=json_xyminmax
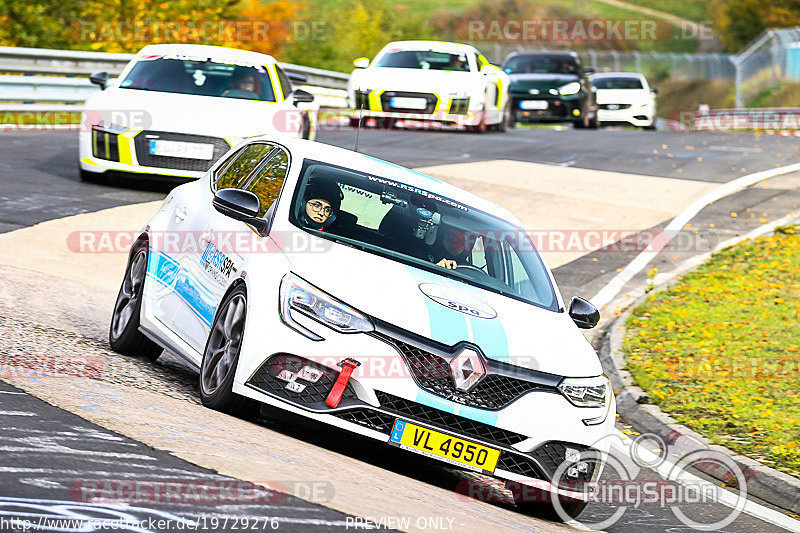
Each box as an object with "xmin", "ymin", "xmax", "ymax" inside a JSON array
[{"xmin": 0, "ymin": 46, "xmax": 349, "ymax": 110}]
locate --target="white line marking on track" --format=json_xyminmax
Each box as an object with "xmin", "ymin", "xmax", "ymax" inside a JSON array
[
  {"xmin": 0, "ymin": 410, "xmax": 36, "ymax": 416},
  {"xmin": 591, "ymin": 162, "xmax": 800, "ymax": 307},
  {"xmin": 613, "ymin": 430, "xmax": 800, "ymax": 532},
  {"xmin": 0, "ymin": 391, "xmax": 26, "ymax": 395}
]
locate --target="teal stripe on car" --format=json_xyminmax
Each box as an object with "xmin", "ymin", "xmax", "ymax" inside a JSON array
[
  {"xmin": 404, "ymin": 265, "xmax": 468, "ymax": 346},
  {"xmin": 415, "ymin": 390, "xmax": 500, "ymax": 425}
]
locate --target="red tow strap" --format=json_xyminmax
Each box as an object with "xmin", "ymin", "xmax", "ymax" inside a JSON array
[{"xmin": 325, "ymin": 359, "xmax": 360, "ymax": 408}]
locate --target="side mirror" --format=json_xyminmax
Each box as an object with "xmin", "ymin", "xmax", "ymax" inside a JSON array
[
  {"xmin": 581, "ymin": 67, "xmax": 596, "ymax": 76},
  {"xmin": 353, "ymin": 57, "xmax": 370, "ymax": 69},
  {"xmin": 89, "ymin": 71, "xmax": 109, "ymax": 90},
  {"xmin": 651, "ymin": 87, "xmax": 659, "ymax": 94},
  {"xmin": 212, "ymin": 188, "xmax": 267, "ymax": 231},
  {"xmin": 292, "ymin": 89, "xmax": 315, "ymax": 105},
  {"xmin": 568, "ymin": 297, "xmax": 600, "ymax": 329}
]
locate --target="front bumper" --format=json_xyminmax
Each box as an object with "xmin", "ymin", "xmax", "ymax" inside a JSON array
[
  {"xmin": 511, "ymin": 95, "xmax": 582, "ymax": 123},
  {"xmin": 598, "ymin": 108, "xmax": 653, "ymax": 127},
  {"xmin": 235, "ymin": 310, "xmax": 615, "ymax": 497},
  {"xmin": 78, "ymin": 126, "xmax": 237, "ymax": 180},
  {"xmin": 347, "ymin": 89, "xmax": 484, "ymax": 126}
]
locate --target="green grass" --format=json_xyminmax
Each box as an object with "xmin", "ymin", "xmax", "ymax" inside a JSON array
[
  {"xmin": 623, "ymin": 226, "xmax": 800, "ymax": 477},
  {"xmin": 653, "ymin": 79, "xmax": 735, "ymax": 118},
  {"xmin": 610, "ymin": 0, "xmax": 711, "ymax": 23},
  {"xmin": 749, "ymin": 83, "xmax": 800, "ymax": 109}
]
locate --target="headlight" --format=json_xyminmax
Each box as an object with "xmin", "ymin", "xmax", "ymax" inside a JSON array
[
  {"xmin": 558, "ymin": 82, "xmax": 581, "ymax": 96},
  {"xmin": 558, "ymin": 375, "xmax": 609, "ymax": 408},
  {"xmin": 279, "ymin": 273, "xmax": 373, "ymax": 340}
]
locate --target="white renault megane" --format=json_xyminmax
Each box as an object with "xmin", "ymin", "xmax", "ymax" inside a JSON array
[{"xmin": 109, "ymin": 136, "xmax": 615, "ymax": 519}]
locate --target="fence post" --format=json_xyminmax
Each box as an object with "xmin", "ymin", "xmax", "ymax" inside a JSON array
[{"xmin": 735, "ymin": 57, "xmax": 743, "ymax": 108}]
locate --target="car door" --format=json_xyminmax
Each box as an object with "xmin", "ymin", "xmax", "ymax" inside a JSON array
[{"xmin": 170, "ymin": 142, "xmax": 278, "ymax": 352}]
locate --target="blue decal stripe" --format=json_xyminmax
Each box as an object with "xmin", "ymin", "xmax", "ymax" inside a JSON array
[
  {"xmin": 363, "ymin": 154, "xmax": 442, "ymax": 183},
  {"xmin": 404, "ymin": 266, "xmax": 469, "ymax": 346},
  {"xmin": 147, "ymin": 250, "xmax": 214, "ymax": 327},
  {"xmin": 441, "ymin": 277, "xmax": 510, "ymax": 364},
  {"xmin": 414, "ymin": 390, "xmax": 499, "ymax": 426}
]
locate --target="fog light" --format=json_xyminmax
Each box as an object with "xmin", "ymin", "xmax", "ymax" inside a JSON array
[
  {"xmin": 566, "ymin": 461, "xmax": 590, "ymax": 478},
  {"xmin": 572, "ymin": 109, "xmax": 581, "ymax": 116}
]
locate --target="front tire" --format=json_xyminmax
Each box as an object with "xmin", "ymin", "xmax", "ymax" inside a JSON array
[
  {"xmin": 109, "ymin": 240, "xmax": 162, "ymax": 361},
  {"xmin": 509, "ymin": 484, "xmax": 589, "ymax": 521},
  {"xmin": 199, "ymin": 285, "xmax": 259, "ymax": 417}
]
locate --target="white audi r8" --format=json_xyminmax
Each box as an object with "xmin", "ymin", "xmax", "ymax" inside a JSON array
[
  {"xmin": 592, "ymin": 72, "xmax": 657, "ymax": 129},
  {"xmin": 79, "ymin": 44, "xmax": 315, "ymax": 183},
  {"xmin": 109, "ymin": 136, "xmax": 615, "ymax": 520},
  {"xmin": 347, "ymin": 41, "xmax": 511, "ymax": 132}
]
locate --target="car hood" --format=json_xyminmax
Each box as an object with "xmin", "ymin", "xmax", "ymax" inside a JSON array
[
  {"xmin": 353, "ymin": 67, "xmax": 479, "ymax": 94},
  {"xmin": 595, "ymin": 88, "xmax": 650, "ymax": 104},
  {"xmin": 83, "ymin": 88, "xmax": 295, "ymax": 138},
  {"xmin": 508, "ymin": 73, "xmax": 579, "ymax": 93},
  {"xmin": 285, "ymin": 238, "xmax": 601, "ymax": 377}
]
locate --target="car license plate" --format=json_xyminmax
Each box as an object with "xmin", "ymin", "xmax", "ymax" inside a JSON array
[
  {"xmin": 388, "ymin": 419, "xmax": 500, "ymax": 473},
  {"xmin": 519, "ymin": 100, "xmax": 548, "ymax": 110},
  {"xmin": 390, "ymin": 97, "xmax": 428, "ymax": 110},
  {"xmin": 149, "ymin": 140, "xmax": 215, "ymax": 160}
]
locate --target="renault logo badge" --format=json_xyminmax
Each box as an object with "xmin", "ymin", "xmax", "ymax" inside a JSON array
[{"xmin": 449, "ymin": 346, "xmax": 486, "ymax": 392}]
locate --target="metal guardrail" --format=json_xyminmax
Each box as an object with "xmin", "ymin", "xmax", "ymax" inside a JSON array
[{"xmin": 0, "ymin": 46, "xmax": 349, "ymax": 110}]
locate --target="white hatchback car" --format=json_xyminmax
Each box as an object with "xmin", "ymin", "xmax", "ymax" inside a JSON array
[
  {"xmin": 592, "ymin": 72, "xmax": 657, "ymax": 129},
  {"xmin": 347, "ymin": 40, "xmax": 511, "ymax": 132},
  {"xmin": 79, "ymin": 44, "xmax": 315, "ymax": 183},
  {"xmin": 109, "ymin": 136, "xmax": 615, "ymax": 519}
]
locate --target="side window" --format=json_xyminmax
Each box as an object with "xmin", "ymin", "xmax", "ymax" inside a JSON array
[
  {"xmin": 215, "ymin": 143, "xmax": 275, "ymax": 191},
  {"xmin": 246, "ymin": 149, "xmax": 290, "ymax": 217},
  {"xmin": 275, "ymin": 66, "xmax": 293, "ymax": 100}
]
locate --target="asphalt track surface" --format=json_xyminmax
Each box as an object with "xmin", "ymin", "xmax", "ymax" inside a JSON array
[{"xmin": 1, "ymin": 126, "xmax": 799, "ymax": 532}]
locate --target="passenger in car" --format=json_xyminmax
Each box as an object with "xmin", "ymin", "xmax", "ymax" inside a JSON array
[
  {"xmin": 299, "ymin": 179, "xmax": 343, "ymax": 231},
  {"xmin": 429, "ymin": 225, "xmax": 477, "ymax": 269}
]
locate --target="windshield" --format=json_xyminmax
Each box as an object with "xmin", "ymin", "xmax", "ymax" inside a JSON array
[
  {"xmin": 290, "ymin": 160, "xmax": 558, "ymax": 311},
  {"xmin": 375, "ymin": 50, "xmax": 471, "ymax": 72},
  {"xmin": 592, "ymin": 77, "xmax": 644, "ymax": 89},
  {"xmin": 504, "ymin": 55, "xmax": 578, "ymax": 75},
  {"xmin": 120, "ymin": 55, "xmax": 277, "ymax": 102}
]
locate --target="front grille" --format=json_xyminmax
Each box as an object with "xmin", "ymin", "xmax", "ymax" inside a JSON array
[
  {"xmin": 133, "ymin": 130, "xmax": 229, "ymax": 172},
  {"xmin": 380, "ymin": 91, "xmax": 438, "ymax": 114},
  {"xmin": 246, "ymin": 354, "xmax": 358, "ymax": 409},
  {"xmin": 92, "ymin": 127, "xmax": 120, "ymax": 162},
  {"xmin": 385, "ymin": 339, "xmax": 542, "ymax": 410},
  {"xmin": 599, "ymin": 103, "xmax": 631, "ymax": 110},
  {"xmin": 332, "ymin": 392, "xmax": 595, "ymax": 485},
  {"xmin": 375, "ymin": 391, "xmax": 526, "ymax": 447}
]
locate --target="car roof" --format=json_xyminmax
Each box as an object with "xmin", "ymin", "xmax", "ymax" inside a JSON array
[
  {"xmin": 380, "ymin": 40, "xmax": 479, "ymax": 54},
  {"xmin": 505, "ymin": 51, "xmax": 578, "ymax": 60},
  {"xmin": 253, "ymin": 136, "xmax": 520, "ymax": 224},
  {"xmin": 135, "ymin": 44, "xmax": 276, "ymax": 65},
  {"xmin": 592, "ymin": 72, "xmax": 645, "ymax": 79}
]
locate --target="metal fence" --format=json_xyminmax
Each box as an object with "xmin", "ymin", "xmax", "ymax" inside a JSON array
[
  {"xmin": 0, "ymin": 46, "xmax": 349, "ymax": 111},
  {"xmin": 734, "ymin": 27, "xmax": 800, "ymax": 107},
  {"xmin": 474, "ymin": 42, "xmax": 736, "ymax": 81},
  {"xmin": 475, "ymin": 28, "xmax": 800, "ymax": 106}
]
